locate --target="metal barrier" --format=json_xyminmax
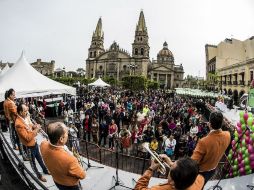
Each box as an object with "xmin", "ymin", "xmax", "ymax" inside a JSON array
[{"xmin": 0, "ymin": 131, "xmax": 48, "ymax": 190}]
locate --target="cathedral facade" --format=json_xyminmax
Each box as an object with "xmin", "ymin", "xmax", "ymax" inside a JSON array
[{"xmin": 85, "ymin": 11, "xmax": 184, "ymax": 89}]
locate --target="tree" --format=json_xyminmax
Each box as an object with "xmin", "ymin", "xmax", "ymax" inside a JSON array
[{"xmin": 122, "ymin": 76, "xmax": 147, "ymax": 90}]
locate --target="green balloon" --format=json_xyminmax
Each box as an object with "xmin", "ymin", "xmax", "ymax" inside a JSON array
[
  {"xmin": 234, "ymin": 159, "xmax": 238, "ymax": 165},
  {"xmin": 233, "ymin": 165, "xmax": 238, "ymax": 171},
  {"xmin": 228, "ymin": 153, "xmax": 232, "ymax": 160},
  {"xmin": 229, "ymin": 149, "xmax": 233, "ymax": 155},
  {"xmin": 240, "ymin": 111, "xmax": 244, "ymax": 117},
  {"xmin": 248, "ymin": 117, "xmax": 254, "ymax": 126},
  {"xmin": 233, "ymin": 171, "xmax": 238, "ymax": 176},
  {"xmin": 242, "ymin": 124, "xmax": 246, "ymax": 130},
  {"xmin": 251, "ymin": 125, "xmax": 254, "ymax": 131},
  {"xmin": 246, "ymin": 170, "xmax": 252, "ymax": 175},
  {"xmin": 251, "ymin": 133, "xmax": 254, "ymax": 140},
  {"xmin": 242, "ymin": 140, "xmax": 246, "ymax": 147},
  {"xmin": 248, "ymin": 113, "xmax": 253, "ymax": 118},
  {"xmin": 234, "ymin": 131, "xmax": 238, "ymax": 137},
  {"xmin": 245, "ymin": 165, "xmax": 251, "ymax": 171},
  {"xmin": 240, "ymin": 117, "xmax": 245, "ymax": 124},
  {"xmin": 244, "ymin": 158, "xmax": 250, "ymax": 165}
]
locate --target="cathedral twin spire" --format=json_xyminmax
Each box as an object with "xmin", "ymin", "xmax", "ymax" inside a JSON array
[{"xmin": 89, "ymin": 10, "xmax": 149, "ymax": 59}]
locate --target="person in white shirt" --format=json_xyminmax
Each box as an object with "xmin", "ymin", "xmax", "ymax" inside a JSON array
[
  {"xmin": 190, "ymin": 124, "xmax": 199, "ymax": 138},
  {"xmin": 164, "ymin": 135, "xmax": 176, "ymax": 158}
]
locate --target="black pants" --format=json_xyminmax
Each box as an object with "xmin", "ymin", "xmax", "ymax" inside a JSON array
[
  {"xmin": 200, "ymin": 169, "xmax": 216, "ymax": 186},
  {"xmin": 55, "ymin": 182, "xmax": 80, "ymax": 190},
  {"xmin": 27, "ymin": 143, "xmax": 48, "ymax": 178},
  {"xmin": 83, "ymin": 131, "xmax": 91, "ymax": 142},
  {"xmin": 99, "ymin": 133, "xmax": 107, "ymax": 146}
]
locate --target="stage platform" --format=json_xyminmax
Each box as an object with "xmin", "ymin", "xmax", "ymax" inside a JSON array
[{"xmin": 1, "ymin": 131, "xmax": 254, "ymax": 190}]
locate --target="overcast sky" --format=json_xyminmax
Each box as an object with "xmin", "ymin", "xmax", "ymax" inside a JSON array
[{"xmin": 0, "ymin": 0, "xmax": 253, "ymax": 77}]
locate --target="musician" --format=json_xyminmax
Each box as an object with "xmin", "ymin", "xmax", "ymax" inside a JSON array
[
  {"xmin": 191, "ymin": 111, "xmax": 231, "ymax": 185},
  {"xmin": 15, "ymin": 103, "xmax": 49, "ymax": 182},
  {"xmin": 40, "ymin": 122, "xmax": 85, "ymax": 190},
  {"xmin": 134, "ymin": 155, "xmax": 204, "ymax": 190}
]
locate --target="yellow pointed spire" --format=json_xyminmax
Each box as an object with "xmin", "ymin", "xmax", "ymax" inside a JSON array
[
  {"xmin": 136, "ymin": 10, "xmax": 147, "ymax": 32},
  {"xmin": 93, "ymin": 17, "xmax": 103, "ymax": 38}
]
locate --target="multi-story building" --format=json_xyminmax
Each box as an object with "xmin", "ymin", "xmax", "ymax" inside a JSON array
[
  {"xmin": 31, "ymin": 59, "xmax": 55, "ymax": 76},
  {"xmin": 206, "ymin": 36, "xmax": 254, "ymax": 102},
  {"xmin": 85, "ymin": 11, "xmax": 184, "ymax": 89}
]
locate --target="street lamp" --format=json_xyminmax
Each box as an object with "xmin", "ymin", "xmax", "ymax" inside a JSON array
[{"xmin": 128, "ymin": 63, "xmax": 138, "ymax": 76}]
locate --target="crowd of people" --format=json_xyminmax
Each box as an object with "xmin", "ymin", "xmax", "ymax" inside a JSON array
[{"xmin": 0, "ymin": 87, "xmax": 233, "ymax": 190}]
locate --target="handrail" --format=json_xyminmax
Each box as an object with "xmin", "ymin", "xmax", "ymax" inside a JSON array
[{"xmin": 0, "ymin": 131, "xmax": 48, "ymax": 190}]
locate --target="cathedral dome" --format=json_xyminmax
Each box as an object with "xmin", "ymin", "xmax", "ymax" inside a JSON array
[{"xmin": 157, "ymin": 41, "xmax": 174, "ymax": 57}]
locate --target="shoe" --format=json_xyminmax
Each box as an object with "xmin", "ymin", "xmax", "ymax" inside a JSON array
[
  {"xmin": 44, "ymin": 170, "xmax": 51, "ymax": 175},
  {"xmin": 39, "ymin": 176, "xmax": 47, "ymax": 182},
  {"xmin": 23, "ymin": 157, "xmax": 30, "ymax": 161}
]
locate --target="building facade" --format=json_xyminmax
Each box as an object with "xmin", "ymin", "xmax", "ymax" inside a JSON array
[
  {"xmin": 85, "ymin": 11, "xmax": 184, "ymax": 89},
  {"xmin": 31, "ymin": 59, "xmax": 55, "ymax": 76},
  {"xmin": 206, "ymin": 36, "xmax": 254, "ymax": 101}
]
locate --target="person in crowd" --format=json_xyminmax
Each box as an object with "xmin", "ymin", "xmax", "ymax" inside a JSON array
[
  {"xmin": 68, "ymin": 121, "xmax": 79, "ymax": 152},
  {"xmin": 63, "ymin": 108, "xmax": 68, "ymax": 125},
  {"xmin": 83, "ymin": 114, "xmax": 92, "ymax": 142},
  {"xmin": 131, "ymin": 126, "xmax": 140, "ymax": 155},
  {"xmin": 155, "ymin": 125, "xmax": 164, "ymax": 153},
  {"xmin": 108, "ymin": 119, "xmax": 118, "ymax": 150},
  {"xmin": 134, "ymin": 155, "xmax": 204, "ymax": 190},
  {"xmin": 191, "ymin": 111, "xmax": 231, "ymax": 185},
  {"xmin": 150, "ymin": 137, "xmax": 158, "ymax": 152},
  {"xmin": 91, "ymin": 117, "xmax": 99, "ymax": 144},
  {"xmin": 40, "ymin": 122, "xmax": 85, "ymax": 190},
  {"xmin": 15, "ymin": 103, "xmax": 49, "ymax": 182},
  {"xmin": 74, "ymin": 114, "xmax": 81, "ymax": 138},
  {"xmin": 164, "ymin": 134, "xmax": 176, "ymax": 158},
  {"xmin": 142, "ymin": 125, "xmax": 154, "ymax": 143},
  {"xmin": 67, "ymin": 107, "xmax": 74, "ymax": 124},
  {"xmin": 142, "ymin": 104, "xmax": 150, "ymax": 116},
  {"xmin": 190, "ymin": 124, "xmax": 199, "ymax": 138},
  {"xmin": 120, "ymin": 125, "xmax": 131, "ymax": 155},
  {"xmin": 99, "ymin": 120, "xmax": 108, "ymax": 147}
]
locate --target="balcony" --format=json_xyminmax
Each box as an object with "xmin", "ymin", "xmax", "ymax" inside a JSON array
[
  {"xmin": 233, "ymin": 81, "xmax": 238, "ymax": 85},
  {"xmin": 239, "ymin": 81, "xmax": 245, "ymax": 86}
]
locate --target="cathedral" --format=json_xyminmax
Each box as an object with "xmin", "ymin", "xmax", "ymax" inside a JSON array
[{"xmin": 86, "ymin": 11, "xmax": 184, "ymax": 89}]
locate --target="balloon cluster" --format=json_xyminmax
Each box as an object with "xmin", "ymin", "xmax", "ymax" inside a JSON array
[{"xmin": 227, "ymin": 111, "xmax": 254, "ymax": 178}]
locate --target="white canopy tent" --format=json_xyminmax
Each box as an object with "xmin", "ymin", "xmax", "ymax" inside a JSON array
[
  {"xmin": 88, "ymin": 78, "xmax": 110, "ymax": 87},
  {"xmin": 0, "ymin": 64, "xmax": 10, "ymax": 76},
  {"xmin": 0, "ymin": 52, "xmax": 76, "ymax": 101}
]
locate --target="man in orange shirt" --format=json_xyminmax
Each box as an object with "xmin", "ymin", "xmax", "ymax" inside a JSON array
[
  {"xmin": 3, "ymin": 88, "xmax": 26, "ymax": 160},
  {"xmin": 40, "ymin": 122, "xmax": 85, "ymax": 190},
  {"xmin": 191, "ymin": 111, "xmax": 231, "ymax": 185},
  {"xmin": 15, "ymin": 103, "xmax": 49, "ymax": 182},
  {"xmin": 134, "ymin": 155, "xmax": 204, "ymax": 190}
]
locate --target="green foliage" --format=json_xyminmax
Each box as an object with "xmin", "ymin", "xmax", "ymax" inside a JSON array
[
  {"xmin": 48, "ymin": 76, "xmax": 95, "ymax": 86},
  {"xmin": 122, "ymin": 76, "xmax": 147, "ymax": 90},
  {"xmin": 147, "ymin": 80, "xmax": 159, "ymax": 89},
  {"xmin": 102, "ymin": 76, "xmax": 117, "ymax": 86}
]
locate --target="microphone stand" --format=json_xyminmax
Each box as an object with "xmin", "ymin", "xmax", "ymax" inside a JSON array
[
  {"xmin": 210, "ymin": 126, "xmax": 253, "ymax": 190},
  {"xmin": 83, "ymin": 139, "xmax": 104, "ymax": 171},
  {"xmin": 108, "ymin": 138, "xmax": 132, "ymax": 190}
]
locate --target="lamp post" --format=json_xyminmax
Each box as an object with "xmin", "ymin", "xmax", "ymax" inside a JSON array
[{"xmin": 127, "ymin": 63, "xmax": 138, "ymax": 90}]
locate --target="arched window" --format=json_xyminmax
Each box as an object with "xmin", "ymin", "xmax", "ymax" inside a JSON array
[
  {"xmin": 94, "ymin": 51, "xmax": 96, "ymax": 57},
  {"xmin": 140, "ymin": 37, "xmax": 142, "ymax": 41},
  {"xmin": 99, "ymin": 65, "xmax": 103, "ymax": 71},
  {"xmin": 135, "ymin": 48, "xmax": 138, "ymax": 55},
  {"xmin": 90, "ymin": 52, "xmax": 93, "ymax": 57},
  {"xmin": 141, "ymin": 48, "xmax": 144, "ymax": 56}
]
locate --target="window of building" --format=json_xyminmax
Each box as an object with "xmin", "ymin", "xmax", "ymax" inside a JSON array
[
  {"xmin": 141, "ymin": 48, "xmax": 144, "ymax": 56},
  {"xmin": 123, "ymin": 65, "xmax": 127, "ymax": 71},
  {"xmin": 251, "ymin": 71, "xmax": 253, "ymax": 81},
  {"xmin": 140, "ymin": 37, "xmax": 142, "ymax": 41},
  {"xmin": 135, "ymin": 48, "xmax": 138, "ymax": 55},
  {"xmin": 90, "ymin": 52, "xmax": 93, "ymax": 57},
  {"xmin": 94, "ymin": 51, "xmax": 96, "ymax": 57},
  {"xmin": 91, "ymin": 74, "xmax": 93, "ymax": 78},
  {"xmin": 99, "ymin": 65, "xmax": 103, "ymax": 71}
]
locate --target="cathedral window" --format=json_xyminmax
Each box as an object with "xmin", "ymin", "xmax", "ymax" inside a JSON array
[
  {"xmin": 94, "ymin": 51, "xmax": 97, "ymax": 57},
  {"xmin": 90, "ymin": 52, "xmax": 93, "ymax": 57},
  {"xmin": 123, "ymin": 65, "xmax": 127, "ymax": 71},
  {"xmin": 135, "ymin": 48, "xmax": 138, "ymax": 55},
  {"xmin": 141, "ymin": 48, "xmax": 144, "ymax": 56},
  {"xmin": 140, "ymin": 37, "xmax": 142, "ymax": 41},
  {"xmin": 99, "ymin": 65, "xmax": 103, "ymax": 71}
]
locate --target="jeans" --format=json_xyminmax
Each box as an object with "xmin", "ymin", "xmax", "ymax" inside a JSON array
[{"xmin": 27, "ymin": 143, "xmax": 48, "ymax": 178}]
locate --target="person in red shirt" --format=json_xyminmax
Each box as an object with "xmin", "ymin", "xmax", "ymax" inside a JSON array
[{"xmin": 82, "ymin": 114, "xmax": 91, "ymax": 142}]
